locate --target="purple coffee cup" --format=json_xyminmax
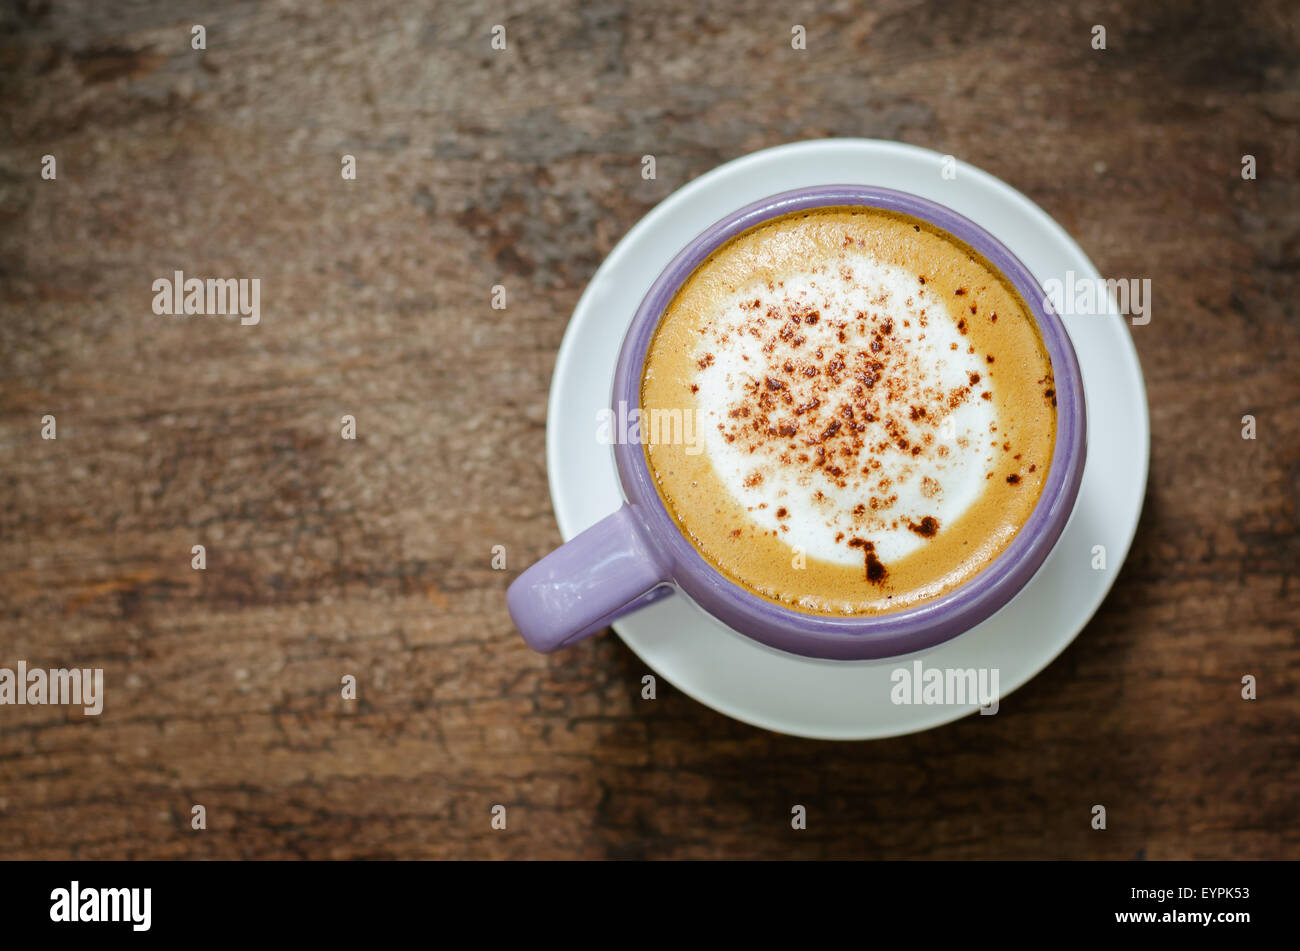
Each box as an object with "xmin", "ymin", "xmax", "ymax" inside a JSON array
[{"xmin": 508, "ymin": 185, "xmax": 1087, "ymax": 660}]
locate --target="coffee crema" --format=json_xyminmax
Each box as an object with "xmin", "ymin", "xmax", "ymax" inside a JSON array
[{"xmin": 640, "ymin": 206, "xmax": 1058, "ymax": 616}]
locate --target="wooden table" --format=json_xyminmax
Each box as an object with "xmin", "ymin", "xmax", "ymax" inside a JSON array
[{"xmin": 1, "ymin": 0, "xmax": 1295, "ymax": 860}]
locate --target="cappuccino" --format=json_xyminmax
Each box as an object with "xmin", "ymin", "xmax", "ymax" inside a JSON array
[{"xmin": 641, "ymin": 206, "xmax": 1057, "ymax": 616}]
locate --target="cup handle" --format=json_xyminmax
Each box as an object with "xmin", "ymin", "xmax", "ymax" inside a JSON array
[{"xmin": 508, "ymin": 505, "xmax": 674, "ymax": 652}]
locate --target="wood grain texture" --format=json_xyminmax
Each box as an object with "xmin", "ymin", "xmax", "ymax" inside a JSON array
[{"xmin": 0, "ymin": 0, "xmax": 1296, "ymax": 860}]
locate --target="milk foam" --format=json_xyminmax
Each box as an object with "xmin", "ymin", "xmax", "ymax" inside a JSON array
[{"xmin": 693, "ymin": 254, "xmax": 998, "ymax": 566}]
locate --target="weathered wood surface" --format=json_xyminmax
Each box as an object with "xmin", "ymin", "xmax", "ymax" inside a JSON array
[{"xmin": 0, "ymin": 0, "xmax": 1296, "ymax": 859}]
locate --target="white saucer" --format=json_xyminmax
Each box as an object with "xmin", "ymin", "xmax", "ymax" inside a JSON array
[{"xmin": 545, "ymin": 139, "xmax": 1149, "ymax": 740}]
